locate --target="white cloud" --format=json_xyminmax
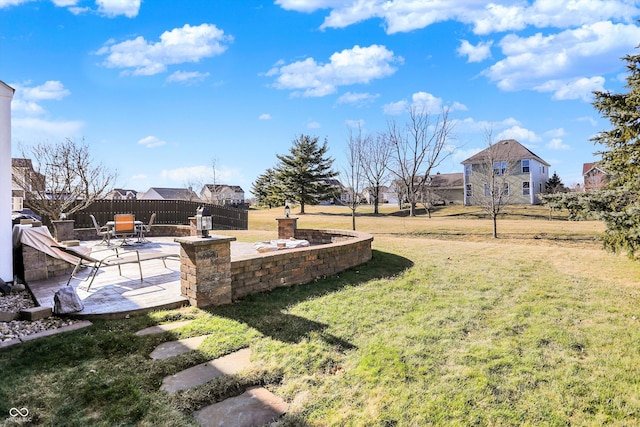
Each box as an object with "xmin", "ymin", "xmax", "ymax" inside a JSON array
[
  {"xmin": 19, "ymin": 80, "xmax": 70, "ymax": 101},
  {"xmin": 166, "ymin": 70, "xmax": 210, "ymax": 84},
  {"xmin": 577, "ymin": 115, "xmax": 598, "ymax": 126},
  {"xmin": 484, "ymin": 22, "xmax": 640, "ymax": 93},
  {"xmin": 545, "ymin": 128, "xmax": 566, "ymax": 139},
  {"xmin": 96, "ymin": 23, "xmax": 233, "ymax": 76},
  {"xmin": 546, "ymin": 138, "xmax": 571, "ymax": 150},
  {"xmin": 546, "ymin": 76, "xmax": 605, "ymax": 101},
  {"xmin": 451, "ymin": 101, "xmax": 468, "ymax": 111},
  {"xmin": 12, "ymin": 117, "xmax": 85, "ymax": 141},
  {"xmin": 383, "ymin": 91, "xmax": 465, "ymax": 116},
  {"xmin": 259, "ymin": 113, "xmax": 272, "ymax": 120},
  {"xmin": 457, "ymin": 39, "xmax": 493, "ymax": 63},
  {"xmin": 137, "ymin": 135, "xmax": 166, "ymax": 148},
  {"xmin": 96, "ymin": 0, "xmax": 141, "ymax": 18},
  {"xmin": 0, "ymin": 0, "xmax": 31, "ymax": 7},
  {"xmin": 277, "ymin": 0, "xmax": 640, "ymax": 35},
  {"xmin": 336, "ymin": 91, "xmax": 379, "ymax": 106},
  {"xmin": 496, "ymin": 125, "xmax": 540, "ymax": 143},
  {"xmin": 51, "ymin": 0, "xmax": 78, "ymax": 6},
  {"xmin": 383, "ymin": 100, "xmax": 408, "ymax": 115},
  {"xmin": 307, "ymin": 121, "xmax": 321, "ymax": 129},
  {"xmin": 161, "ymin": 164, "xmax": 242, "ymax": 184},
  {"xmin": 8, "ymin": 81, "xmax": 83, "ymax": 140},
  {"xmin": 267, "ymin": 44, "xmax": 402, "ymax": 97}
]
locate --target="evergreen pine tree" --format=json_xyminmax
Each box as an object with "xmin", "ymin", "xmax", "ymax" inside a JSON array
[
  {"xmin": 591, "ymin": 49, "xmax": 640, "ymax": 257},
  {"xmin": 275, "ymin": 134, "xmax": 338, "ymax": 214},
  {"xmin": 544, "ymin": 172, "xmax": 566, "ymax": 194}
]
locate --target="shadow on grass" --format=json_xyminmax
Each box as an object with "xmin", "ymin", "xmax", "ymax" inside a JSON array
[{"xmin": 209, "ymin": 249, "xmax": 413, "ymax": 348}]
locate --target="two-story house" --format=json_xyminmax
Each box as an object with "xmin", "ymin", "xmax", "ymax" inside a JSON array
[
  {"xmin": 461, "ymin": 139, "xmax": 550, "ymax": 206},
  {"xmin": 12, "ymin": 158, "xmax": 45, "ymax": 210},
  {"xmin": 582, "ymin": 162, "xmax": 608, "ymax": 191},
  {"xmin": 104, "ymin": 188, "xmax": 138, "ymax": 200},
  {"xmin": 200, "ymin": 184, "xmax": 245, "ymax": 206}
]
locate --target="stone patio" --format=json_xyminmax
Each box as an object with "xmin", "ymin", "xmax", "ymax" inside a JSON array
[{"xmin": 26, "ymin": 237, "xmax": 259, "ymax": 319}]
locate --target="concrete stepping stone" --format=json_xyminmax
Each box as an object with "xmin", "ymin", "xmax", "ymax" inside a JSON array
[
  {"xmin": 161, "ymin": 348, "xmax": 252, "ymax": 393},
  {"xmin": 192, "ymin": 386, "xmax": 288, "ymax": 427},
  {"xmin": 150, "ymin": 335, "xmax": 211, "ymax": 360},
  {"xmin": 135, "ymin": 320, "xmax": 194, "ymax": 336}
]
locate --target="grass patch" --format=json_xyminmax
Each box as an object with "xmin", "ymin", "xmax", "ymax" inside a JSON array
[{"xmin": 2, "ymin": 206, "xmax": 639, "ymax": 426}]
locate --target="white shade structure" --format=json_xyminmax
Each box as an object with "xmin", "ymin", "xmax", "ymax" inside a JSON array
[{"xmin": 0, "ymin": 80, "xmax": 15, "ymax": 282}]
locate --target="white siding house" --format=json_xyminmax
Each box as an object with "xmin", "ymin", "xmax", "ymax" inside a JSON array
[{"xmin": 461, "ymin": 139, "xmax": 550, "ymax": 206}]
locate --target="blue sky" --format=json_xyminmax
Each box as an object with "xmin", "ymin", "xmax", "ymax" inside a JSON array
[{"xmin": 2, "ymin": 0, "xmax": 640, "ymax": 198}]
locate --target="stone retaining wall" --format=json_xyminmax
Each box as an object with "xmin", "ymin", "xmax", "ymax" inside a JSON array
[{"xmin": 230, "ymin": 228, "xmax": 373, "ymax": 301}]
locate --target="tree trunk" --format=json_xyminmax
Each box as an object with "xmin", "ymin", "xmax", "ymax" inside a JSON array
[
  {"xmin": 373, "ymin": 187, "xmax": 379, "ymax": 215},
  {"xmin": 352, "ymin": 210, "xmax": 356, "ymax": 231},
  {"xmin": 409, "ymin": 202, "xmax": 416, "ymax": 217},
  {"xmin": 299, "ymin": 201, "xmax": 305, "ymax": 214},
  {"xmin": 492, "ymin": 214, "xmax": 498, "ymax": 238}
]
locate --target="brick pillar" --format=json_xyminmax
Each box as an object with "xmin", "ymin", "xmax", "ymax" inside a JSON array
[
  {"xmin": 174, "ymin": 235, "xmax": 236, "ymax": 307},
  {"xmin": 52, "ymin": 220, "xmax": 75, "ymax": 242},
  {"xmin": 277, "ymin": 217, "xmax": 298, "ymax": 239}
]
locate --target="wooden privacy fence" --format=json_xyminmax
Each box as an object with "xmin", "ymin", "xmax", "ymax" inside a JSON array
[{"xmin": 45, "ymin": 200, "xmax": 248, "ymax": 230}]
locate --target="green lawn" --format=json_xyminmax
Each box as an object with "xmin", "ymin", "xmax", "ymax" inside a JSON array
[{"xmin": 2, "ymin": 206, "xmax": 640, "ymax": 426}]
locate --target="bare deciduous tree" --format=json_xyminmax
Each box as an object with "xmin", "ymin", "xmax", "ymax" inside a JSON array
[
  {"xmin": 341, "ymin": 125, "xmax": 365, "ymax": 230},
  {"xmin": 385, "ymin": 106, "xmax": 455, "ymax": 216},
  {"xmin": 469, "ymin": 133, "xmax": 517, "ymax": 238},
  {"xmin": 14, "ymin": 138, "xmax": 117, "ymax": 220},
  {"xmin": 360, "ymin": 132, "xmax": 392, "ymax": 215}
]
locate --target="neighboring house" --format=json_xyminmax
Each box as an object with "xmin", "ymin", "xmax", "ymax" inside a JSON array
[
  {"xmin": 461, "ymin": 139, "xmax": 550, "ymax": 206},
  {"xmin": 11, "ymin": 158, "xmax": 45, "ymax": 210},
  {"xmin": 138, "ymin": 187, "xmax": 201, "ymax": 202},
  {"xmin": 582, "ymin": 162, "xmax": 608, "ymax": 191},
  {"xmin": 422, "ymin": 172, "xmax": 464, "ymax": 205},
  {"xmin": 317, "ymin": 179, "xmax": 347, "ymax": 205},
  {"xmin": 104, "ymin": 188, "xmax": 138, "ymax": 200},
  {"xmin": 200, "ymin": 184, "xmax": 245, "ymax": 206}
]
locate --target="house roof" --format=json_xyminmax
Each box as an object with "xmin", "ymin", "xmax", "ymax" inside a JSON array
[
  {"xmin": 461, "ymin": 139, "xmax": 550, "ymax": 166},
  {"xmin": 428, "ymin": 172, "xmax": 463, "ymax": 188},
  {"xmin": 112, "ymin": 188, "xmax": 138, "ymax": 195},
  {"xmin": 582, "ymin": 162, "xmax": 605, "ymax": 175},
  {"xmin": 12, "ymin": 158, "xmax": 34, "ymax": 169},
  {"xmin": 204, "ymin": 184, "xmax": 244, "ymax": 193},
  {"xmin": 146, "ymin": 187, "xmax": 200, "ymax": 200},
  {"xmin": 0, "ymin": 80, "xmax": 15, "ymax": 96}
]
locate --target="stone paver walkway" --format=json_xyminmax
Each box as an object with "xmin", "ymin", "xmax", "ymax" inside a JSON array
[
  {"xmin": 193, "ymin": 387, "xmax": 289, "ymax": 427},
  {"xmin": 150, "ymin": 334, "xmax": 211, "ymax": 360},
  {"xmin": 161, "ymin": 348, "xmax": 252, "ymax": 393},
  {"xmin": 135, "ymin": 320, "xmax": 194, "ymax": 336},
  {"xmin": 140, "ymin": 321, "xmax": 289, "ymax": 426}
]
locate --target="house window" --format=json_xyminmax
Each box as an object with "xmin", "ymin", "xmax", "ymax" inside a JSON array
[
  {"xmin": 494, "ymin": 161, "xmax": 507, "ymax": 176},
  {"xmin": 522, "ymin": 181, "xmax": 530, "ymax": 196},
  {"xmin": 484, "ymin": 184, "xmax": 490, "ymax": 196},
  {"xmin": 484, "ymin": 183, "xmax": 509, "ymax": 197},
  {"xmin": 464, "ymin": 164, "xmax": 472, "ymax": 176},
  {"xmin": 501, "ymin": 183, "xmax": 509, "ymax": 196},
  {"xmin": 465, "ymin": 183, "xmax": 472, "ymax": 197},
  {"xmin": 522, "ymin": 159, "xmax": 530, "ymax": 173}
]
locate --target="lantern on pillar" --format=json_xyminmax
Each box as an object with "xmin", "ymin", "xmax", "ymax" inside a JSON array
[
  {"xmin": 196, "ymin": 206, "xmax": 213, "ymax": 238},
  {"xmin": 284, "ymin": 202, "xmax": 290, "ymax": 218}
]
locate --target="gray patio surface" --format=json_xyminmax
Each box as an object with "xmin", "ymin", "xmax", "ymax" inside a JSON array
[{"xmin": 26, "ymin": 237, "xmax": 259, "ymax": 319}]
